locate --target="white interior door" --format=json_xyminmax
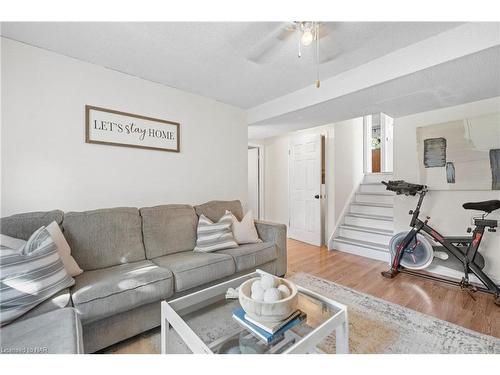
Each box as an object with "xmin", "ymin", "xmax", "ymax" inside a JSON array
[
  {"xmin": 248, "ymin": 147, "xmax": 259, "ymax": 218},
  {"xmin": 289, "ymin": 134, "xmax": 322, "ymax": 246}
]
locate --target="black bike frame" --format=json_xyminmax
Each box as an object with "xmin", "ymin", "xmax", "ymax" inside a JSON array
[{"xmin": 388, "ymin": 191, "xmax": 500, "ymax": 296}]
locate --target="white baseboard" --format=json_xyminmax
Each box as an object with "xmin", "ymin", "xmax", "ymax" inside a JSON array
[{"xmin": 426, "ymin": 264, "xmax": 500, "ymax": 286}]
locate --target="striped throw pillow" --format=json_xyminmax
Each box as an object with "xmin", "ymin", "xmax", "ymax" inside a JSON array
[
  {"xmin": 0, "ymin": 227, "xmax": 75, "ymax": 326},
  {"xmin": 194, "ymin": 213, "xmax": 239, "ymax": 253}
]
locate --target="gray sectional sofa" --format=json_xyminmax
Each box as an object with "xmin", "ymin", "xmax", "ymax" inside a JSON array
[{"xmin": 0, "ymin": 200, "xmax": 287, "ymax": 354}]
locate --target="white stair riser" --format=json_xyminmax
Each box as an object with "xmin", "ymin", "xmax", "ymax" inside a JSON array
[
  {"xmin": 363, "ymin": 173, "xmax": 393, "ymax": 184},
  {"xmin": 338, "ymin": 227, "xmax": 392, "ymax": 245},
  {"xmin": 351, "ymin": 204, "xmax": 393, "ymax": 216},
  {"xmin": 345, "ymin": 215, "xmax": 394, "ymax": 231},
  {"xmin": 359, "ymin": 184, "xmax": 388, "ymax": 194},
  {"xmin": 333, "ymin": 241, "xmax": 391, "ymax": 262},
  {"xmin": 355, "ymin": 194, "xmax": 393, "ymax": 205}
]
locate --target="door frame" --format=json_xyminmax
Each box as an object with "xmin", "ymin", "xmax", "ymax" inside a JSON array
[
  {"xmin": 381, "ymin": 113, "xmax": 394, "ymax": 173},
  {"xmin": 248, "ymin": 143, "xmax": 265, "ymax": 220},
  {"xmin": 363, "ymin": 113, "xmax": 394, "ymax": 174},
  {"xmin": 363, "ymin": 115, "xmax": 373, "ymax": 174}
]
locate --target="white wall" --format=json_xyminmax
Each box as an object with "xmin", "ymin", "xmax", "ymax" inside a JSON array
[
  {"xmin": 253, "ymin": 117, "xmax": 364, "ymax": 244},
  {"xmin": 394, "ymin": 97, "xmax": 500, "ymax": 281},
  {"xmin": 1, "ymin": 38, "xmax": 247, "ymax": 215},
  {"xmin": 331, "ymin": 118, "xmax": 365, "ymax": 225},
  {"xmin": 247, "ymin": 147, "xmax": 259, "ymax": 218}
]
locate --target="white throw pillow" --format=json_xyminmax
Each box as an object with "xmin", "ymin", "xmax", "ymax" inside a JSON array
[
  {"xmin": 46, "ymin": 221, "xmax": 83, "ymax": 277},
  {"xmin": 0, "ymin": 234, "xmax": 27, "ymax": 251},
  {"xmin": 226, "ymin": 210, "xmax": 262, "ymax": 244}
]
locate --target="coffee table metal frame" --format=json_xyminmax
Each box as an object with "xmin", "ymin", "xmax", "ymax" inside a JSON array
[{"xmin": 161, "ymin": 271, "xmax": 349, "ymax": 354}]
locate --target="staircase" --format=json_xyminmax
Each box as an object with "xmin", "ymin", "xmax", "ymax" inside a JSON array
[{"xmin": 331, "ymin": 173, "xmax": 394, "ymax": 262}]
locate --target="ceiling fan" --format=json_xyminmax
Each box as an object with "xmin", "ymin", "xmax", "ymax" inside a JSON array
[{"xmin": 246, "ymin": 22, "xmax": 333, "ymax": 88}]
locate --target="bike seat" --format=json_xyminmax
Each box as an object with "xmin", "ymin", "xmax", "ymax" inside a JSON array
[{"xmin": 462, "ymin": 200, "xmax": 500, "ymax": 213}]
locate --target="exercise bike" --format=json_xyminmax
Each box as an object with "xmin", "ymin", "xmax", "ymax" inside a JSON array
[{"xmin": 380, "ymin": 180, "xmax": 500, "ymax": 306}]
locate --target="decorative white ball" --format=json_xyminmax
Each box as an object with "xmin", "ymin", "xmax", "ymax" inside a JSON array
[
  {"xmin": 260, "ymin": 274, "xmax": 277, "ymax": 290},
  {"xmin": 251, "ymin": 280, "xmax": 264, "ymax": 294},
  {"xmin": 277, "ymin": 284, "xmax": 291, "ymax": 298},
  {"xmin": 263, "ymin": 288, "xmax": 282, "ymax": 303},
  {"xmin": 251, "ymin": 289, "xmax": 264, "ymax": 301}
]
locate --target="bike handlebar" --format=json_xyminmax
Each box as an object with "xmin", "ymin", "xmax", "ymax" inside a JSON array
[{"xmin": 382, "ymin": 180, "xmax": 427, "ymax": 196}]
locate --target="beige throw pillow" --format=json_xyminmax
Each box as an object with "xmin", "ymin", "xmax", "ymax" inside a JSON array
[
  {"xmin": 226, "ymin": 210, "xmax": 262, "ymax": 244},
  {"xmin": 46, "ymin": 221, "xmax": 83, "ymax": 276}
]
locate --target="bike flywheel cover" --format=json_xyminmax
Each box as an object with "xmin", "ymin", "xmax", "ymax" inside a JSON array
[{"xmin": 389, "ymin": 232, "xmax": 434, "ymax": 270}]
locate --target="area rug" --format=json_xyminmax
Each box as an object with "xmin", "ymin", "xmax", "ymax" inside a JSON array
[{"xmin": 104, "ymin": 272, "xmax": 500, "ymax": 354}]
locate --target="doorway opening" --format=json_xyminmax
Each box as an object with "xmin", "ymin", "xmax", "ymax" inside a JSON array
[
  {"xmin": 371, "ymin": 120, "xmax": 382, "ymax": 173},
  {"xmin": 364, "ymin": 113, "xmax": 394, "ymax": 173}
]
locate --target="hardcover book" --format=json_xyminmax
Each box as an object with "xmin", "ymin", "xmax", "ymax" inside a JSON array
[
  {"xmin": 244, "ymin": 310, "xmax": 301, "ymax": 334},
  {"xmin": 232, "ymin": 308, "xmax": 306, "ymax": 345}
]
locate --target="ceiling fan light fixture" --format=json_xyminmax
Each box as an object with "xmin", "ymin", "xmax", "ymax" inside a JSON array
[{"xmin": 301, "ymin": 29, "xmax": 314, "ymax": 46}]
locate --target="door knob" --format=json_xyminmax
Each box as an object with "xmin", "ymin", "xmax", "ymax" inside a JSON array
[{"xmin": 314, "ymin": 195, "xmax": 320, "ymax": 199}]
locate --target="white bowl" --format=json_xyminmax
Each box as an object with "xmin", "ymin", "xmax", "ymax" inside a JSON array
[{"xmin": 239, "ymin": 277, "xmax": 298, "ymax": 323}]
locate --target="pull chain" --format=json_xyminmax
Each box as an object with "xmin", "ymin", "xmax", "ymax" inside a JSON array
[
  {"xmin": 316, "ymin": 22, "xmax": 320, "ymax": 88},
  {"xmin": 298, "ymin": 34, "xmax": 302, "ymax": 58}
]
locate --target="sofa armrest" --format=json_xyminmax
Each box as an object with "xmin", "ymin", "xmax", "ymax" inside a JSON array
[{"xmin": 254, "ymin": 220, "xmax": 287, "ymax": 277}]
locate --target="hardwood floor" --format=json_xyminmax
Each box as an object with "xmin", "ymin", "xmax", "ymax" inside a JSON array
[{"xmin": 286, "ymin": 239, "xmax": 500, "ymax": 338}]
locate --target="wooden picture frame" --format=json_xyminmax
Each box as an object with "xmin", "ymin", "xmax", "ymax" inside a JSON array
[{"xmin": 85, "ymin": 105, "xmax": 180, "ymax": 152}]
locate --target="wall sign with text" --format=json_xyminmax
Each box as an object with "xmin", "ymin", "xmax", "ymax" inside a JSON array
[{"xmin": 85, "ymin": 105, "xmax": 180, "ymax": 152}]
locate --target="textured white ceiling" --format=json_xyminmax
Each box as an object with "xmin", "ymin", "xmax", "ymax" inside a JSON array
[
  {"xmin": 248, "ymin": 46, "xmax": 500, "ymax": 139},
  {"xmin": 0, "ymin": 22, "xmax": 463, "ymax": 109}
]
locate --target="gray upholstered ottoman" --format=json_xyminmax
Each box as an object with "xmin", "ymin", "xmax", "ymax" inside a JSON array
[{"xmin": 0, "ymin": 308, "xmax": 84, "ymax": 354}]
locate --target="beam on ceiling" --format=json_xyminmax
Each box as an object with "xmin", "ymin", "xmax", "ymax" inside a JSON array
[{"xmin": 246, "ymin": 22, "xmax": 500, "ymax": 125}]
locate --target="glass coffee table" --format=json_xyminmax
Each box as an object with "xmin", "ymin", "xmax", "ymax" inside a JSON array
[{"xmin": 161, "ymin": 270, "xmax": 349, "ymax": 354}]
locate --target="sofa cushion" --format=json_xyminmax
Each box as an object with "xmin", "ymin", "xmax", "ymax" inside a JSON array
[
  {"xmin": 0, "ymin": 307, "xmax": 83, "ymax": 354},
  {"xmin": 218, "ymin": 242, "xmax": 278, "ymax": 272},
  {"xmin": 63, "ymin": 207, "xmax": 145, "ymax": 270},
  {"xmin": 194, "ymin": 200, "xmax": 244, "ymax": 222},
  {"xmin": 140, "ymin": 204, "xmax": 197, "ymax": 258},
  {"xmin": 152, "ymin": 251, "xmax": 235, "ymax": 292},
  {"xmin": 18, "ymin": 288, "xmax": 72, "ymax": 321},
  {"xmin": 71, "ymin": 260, "xmax": 173, "ymax": 324},
  {"xmin": 0, "ymin": 210, "xmax": 64, "ymax": 240}
]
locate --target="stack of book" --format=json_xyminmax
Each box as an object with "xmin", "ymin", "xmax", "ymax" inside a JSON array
[{"xmin": 232, "ymin": 308, "xmax": 306, "ymax": 345}]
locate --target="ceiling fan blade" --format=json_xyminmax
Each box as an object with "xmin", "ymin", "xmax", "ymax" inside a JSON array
[
  {"xmin": 276, "ymin": 26, "xmax": 296, "ymax": 40},
  {"xmin": 317, "ymin": 25, "xmax": 330, "ymax": 40},
  {"xmin": 246, "ymin": 23, "xmax": 297, "ymax": 63},
  {"xmin": 317, "ymin": 22, "xmax": 338, "ymax": 37}
]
